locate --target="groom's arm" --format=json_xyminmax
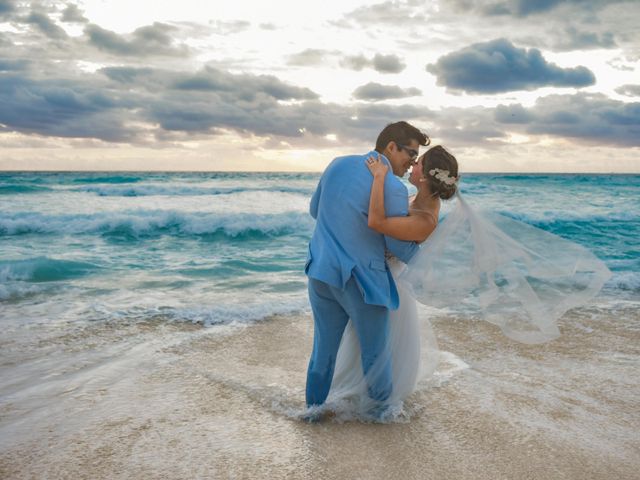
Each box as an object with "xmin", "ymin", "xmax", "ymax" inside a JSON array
[{"xmin": 382, "ymin": 188, "xmax": 419, "ymax": 263}]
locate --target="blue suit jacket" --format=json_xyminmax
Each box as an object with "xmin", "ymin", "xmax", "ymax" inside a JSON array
[{"xmin": 305, "ymin": 151, "xmax": 419, "ymax": 309}]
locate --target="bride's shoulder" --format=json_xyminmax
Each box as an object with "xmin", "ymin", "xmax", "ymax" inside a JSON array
[{"xmin": 410, "ymin": 204, "xmax": 439, "ymax": 224}]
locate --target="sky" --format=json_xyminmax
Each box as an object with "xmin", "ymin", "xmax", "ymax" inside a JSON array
[{"xmin": 0, "ymin": 0, "xmax": 639, "ymax": 172}]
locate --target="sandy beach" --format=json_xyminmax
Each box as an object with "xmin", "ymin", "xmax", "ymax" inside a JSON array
[{"xmin": 1, "ymin": 301, "xmax": 638, "ymax": 480}]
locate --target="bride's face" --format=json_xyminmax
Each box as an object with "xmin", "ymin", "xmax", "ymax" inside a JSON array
[{"xmin": 409, "ymin": 155, "xmax": 425, "ymax": 186}]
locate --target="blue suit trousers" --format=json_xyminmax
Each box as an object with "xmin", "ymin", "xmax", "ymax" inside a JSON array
[{"xmin": 306, "ymin": 277, "xmax": 393, "ymax": 407}]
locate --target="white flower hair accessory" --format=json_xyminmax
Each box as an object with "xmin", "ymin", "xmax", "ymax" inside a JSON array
[{"xmin": 428, "ymin": 168, "xmax": 458, "ymax": 185}]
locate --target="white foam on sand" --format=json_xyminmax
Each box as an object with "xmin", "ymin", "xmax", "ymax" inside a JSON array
[
  {"xmin": 434, "ymin": 351, "xmax": 471, "ymax": 378},
  {"xmin": 1, "ymin": 311, "xmax": 639, "ymax": 479}
]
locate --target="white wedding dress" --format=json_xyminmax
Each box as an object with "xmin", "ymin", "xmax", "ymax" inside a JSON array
[
  {"xmin": 322, "ymin": 193, "xmax": 611, "ymax": 421},
  {"xmin": 325, "ymin": 257, "xmax": 440, "ymax": 420}
]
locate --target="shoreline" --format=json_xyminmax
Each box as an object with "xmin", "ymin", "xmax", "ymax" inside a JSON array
[{"xmin": 1, "ymin": 305, "xmax": 639, "ymax": 479}]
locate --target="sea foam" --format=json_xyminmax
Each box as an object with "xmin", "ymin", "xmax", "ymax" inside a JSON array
[
  {"xmin": 0, "ymin": 210, "xmax": 314, "ymax": 238},
  {"xmin": 72, "ymin": 184, "xmax": 314, "ymax": 197}
]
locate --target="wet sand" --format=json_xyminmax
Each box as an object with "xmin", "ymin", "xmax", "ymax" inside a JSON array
[{"xmin": 1, "ymin": 303, "xmax": 639, "ymax": 479}]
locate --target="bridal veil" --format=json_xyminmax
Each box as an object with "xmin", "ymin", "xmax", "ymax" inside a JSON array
[{"xmin": 402, "ymin": 193, "xmax": 612, "ymax": 344}]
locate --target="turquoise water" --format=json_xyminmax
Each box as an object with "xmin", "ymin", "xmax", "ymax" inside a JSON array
[{"xmin": 1, "ymin": 172, "xmax": 638, "ymax": 327}]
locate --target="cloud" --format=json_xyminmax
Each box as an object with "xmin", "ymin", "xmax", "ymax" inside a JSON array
[
  {"xmin": 100, "ymin": 66, "xmax": 156, "ymax": 84},
  {"xmin": 0, "ymin": 5, "xmax": 635, "ymax": 156},
  {"xmin": 493, "ymin": 103, "xmax": 534, "ymax": 124},
  {"xmin": 61, "ymin": 4, "xmax": 88, "ymax": 23},
  {"xmin": 372, "ymin": 53, "xmax": 405, "ymax": 73},
  {"xmin": 493, "ymin": 93, "xmax": 640, "ymax": 146},
  {"xmin": 549, "ymin": 26, "xmax": 616, "ymax": 51},
  {"xmin": 487, "ymin": 0, "xmax": 572, "ymax": 16},
  {"xmin": 287, "ymin": 49, "xmax": 330, "ymax": 66},
  {"xmin": 334, "ymin": 0, "xmax": 428, "ymax": 27},
  {"xmin": 0, "ymin": 64, "xmax": 330, "ymax": 142},
  {"xmin": 171, "ymin": 67, "xmax": 320, "ymax": 101},
  {"xmin": 0, "ymin": 74, "xmax": 135, "ymax": 142},
  {"xmin": 410, "ymin": 92, "xmax": 640, "ymax": 148},
  {"xmin": 142, "ymin": 93, "xmax": 427, "ymax": 142},
  {"xmin": 450, "ymin": 0, "xmax": 627, "ymax": 17},
  {"xmin": 24, "ymin": 11, "xmax": 68, "ymax": 40},
  {"xmin": 85, "ymin": 22, "xmax": 188, "ymax": 57},
  {"xmin": 607, "ymin": 57, "xmax": 635, "ymax": 72},
  {"xmin": 432, "ymin": 0, "xmax": 636, "ymax": 56},
  {"xmin": 99, "ymin": 65, "xmax": 319, "ymax": 101},
  {"xmin": 339, "ymin": 53, "xmax": 405, "ymax": 73},
  {"xmin": 340, "ymin": 54, "xmax": 370, "ymax": 71},
  {"xmin": 2, "ymin": 58, "xmax": 636, "ymax": 152},
  {"xmin": 423, "ymin": 105, "xmax": 504, "ymax": 147},
  {"xmin": 615, "ymin": 84, "xmax": 640, "ymax": 97},
  {"xmin": 352, "ymin": 82, "xmax": 421, "ymax": 101},
  {"xmin": 286, "ymin": 50, "xmax": 406, "ymax": 73},
  {"xmin": 208, "ymin": 20, "xmax": 251, "ymax": 35},
  {"xmin": 0, "ymin": 59, "xmax": 433, "ymax": 147},
  {"xmin": 0, "ymin": 0, "xmax": 15, "ymax": 16},
  {"xmin": 0, "ymin": 58, "xmax": 29, "ymax": 71},
  {"xmin": 427, "ymin": 38, "xmax": 596, "ymax": 93}
]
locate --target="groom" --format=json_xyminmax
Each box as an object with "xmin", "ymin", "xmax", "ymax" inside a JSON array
[{"xmin": 305, "ymin": 121, "xmax": 429, "ymax": 415}]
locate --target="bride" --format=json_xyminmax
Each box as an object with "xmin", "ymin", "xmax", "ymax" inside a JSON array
[{"xmin": 322, "ymin": 145, "xmax": 610, "ymax": 421}]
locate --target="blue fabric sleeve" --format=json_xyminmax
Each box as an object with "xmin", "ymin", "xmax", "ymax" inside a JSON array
[{"xmin": 310, "ymin": 178, "xmax": 321, "ymax": 219}]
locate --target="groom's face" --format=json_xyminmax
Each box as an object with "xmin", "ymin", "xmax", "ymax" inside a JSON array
[{"xmin": 388, "ymin": 139, "xmax": 420, "ymax": 177}]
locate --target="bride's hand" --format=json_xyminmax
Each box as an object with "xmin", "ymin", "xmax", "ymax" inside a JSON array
[{"xmin": 366, "ymin": 154, "xmax": 388, "ymax": 178}]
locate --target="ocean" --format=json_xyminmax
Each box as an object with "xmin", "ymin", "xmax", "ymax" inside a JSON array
[
  {"xmin": 1, "ymin": 171, "xmax": 639, "ymax": 479},
  {"xmin": 1, "ymin": 171, "xmax": 637, "ymax": 326}
]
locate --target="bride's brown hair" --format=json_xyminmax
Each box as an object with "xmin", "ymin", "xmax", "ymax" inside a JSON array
[{"xmin": 421, "ymin": 145, "xmax": 459, "ymax": 200}]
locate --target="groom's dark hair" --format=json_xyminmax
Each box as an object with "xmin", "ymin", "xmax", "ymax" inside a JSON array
[{"xmin": 375, "ymin": 121, "xmax": 430, "ymax": 153}]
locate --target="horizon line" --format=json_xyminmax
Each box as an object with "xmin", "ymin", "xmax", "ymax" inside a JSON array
[{"xmin": 0, "ymin": 170, "xmax": 639, "ymax": 175}]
